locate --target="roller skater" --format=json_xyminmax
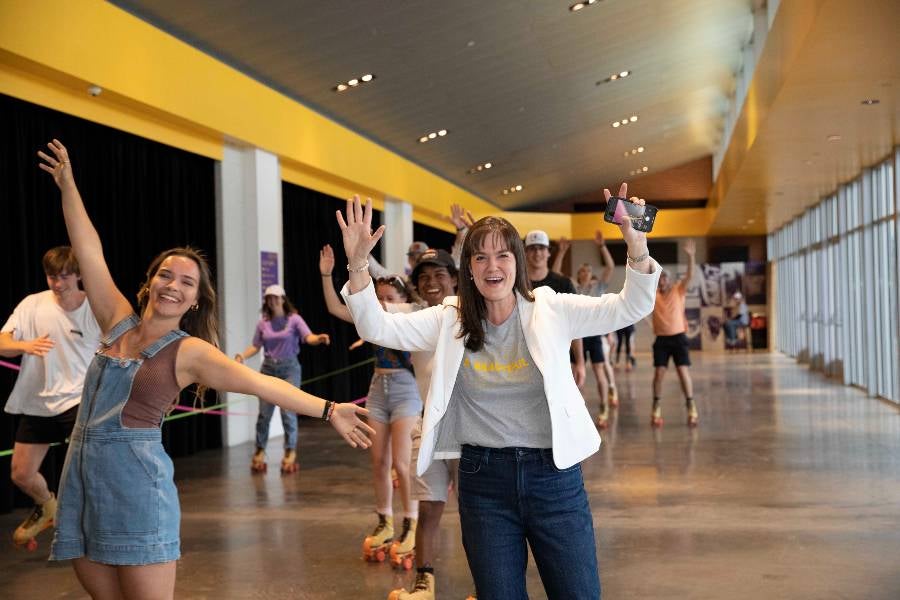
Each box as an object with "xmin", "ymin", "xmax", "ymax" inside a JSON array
[
  {"xmin": 389, "ymin": 517, "xmax": 417, "ymax": 570},
  {"xmin": 235, "ymin": 284, "xmax": 331, "ymax": 475},
  {"xmin": 651, "ymin": 240, "xmax": 698, "ymax": 428},
  {"xmin": 1, "ymin": 246, "xmax": 101, "ymax": 554},
  {"xmin": 13, "ymin": 493, "xmax": 57, "ymax": 551},
  {"xmin": 251, "ymin": 448, "xmax": 267, "ymax": 473},
  {"xmin": 363, "ymin": 513, "xmax": 394, "ymax": 562},
  {"xmin": 387, "ymin": 569, "xmax": 435, "ymax": 600},
  {"xmin": 596, "ymin": 402, "xmax": 610, "ymax": 430},
  {"xmin": 280, "ymin": 448, "xmax": 299, "ymax": 473}
]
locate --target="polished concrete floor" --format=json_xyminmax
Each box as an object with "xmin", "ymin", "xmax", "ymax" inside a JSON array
[{"xmin": 2, "ymin": 352, "xmax": 900, "ymax": 599}]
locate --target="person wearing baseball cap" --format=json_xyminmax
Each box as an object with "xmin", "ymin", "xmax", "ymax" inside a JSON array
[
  {"xmin": 233, "ymin": 284, "xmax": 332, "ymax": 474},
  {"xmin": 525, "ymin": 229, "xmax": 587, "ymax": 388}
]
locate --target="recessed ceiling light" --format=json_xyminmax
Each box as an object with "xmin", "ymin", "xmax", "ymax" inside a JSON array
[
  {"xmin": 570, "ymin": 2, "xmax": 585, "ymax": 11},
  {"xmin": 612, "ymin": 122, "xmax": 621, "ymax": 128},
  {"xmin": 484, "ymin": 162, "xmax": 492, "ymax": 169},
  {"xmin": 598, "ymin": 70, "xmax": 631, "ymax": 85},
  {"xmin": 826, "ymin": 134, "xmax": 842, "ymax": 142},
  {"xmin": 419, "ymin": 129, "xmax": 449, "ymax": 143},
  {"xmin": 418, "ymin": 136, "xmax": 428, "ymax": 143},
  {"xmin": 502, "ymin": 184, "xmax": 524, "ymax": 195},
  {"xmin": 619, "ymin": 70, "xmax": 629, "ymax": 78},
  {"xmin": 630, "ymin": 115, "xmax": 638, "ymax": 122},
  {"xmin": 333, "ymin": 74, "xmax": 376, "ymax": 92},
  {"xmin": 612, "ymin": 116, "xmax": 638, "ymax": 128},
  {"xmin": 468, "ymin": 161, "xmax": 494, "ymax": 174},
  {"xmin": 641, "ymin": 166, "xmax": 648, "ymax": 172},
  {"xmin": 637, "ymin": 146, "xmax": 644, "ymax": 152},
  {"xmin": 861, "ymin": 99, "xmax": 880, "ymax": 105},
  {"xmin": 428, "ymin": 132, "xmax": 437, "ymax": 139},
  {"xmin": 438, "ymin": 129, "xmax": 448, "ymax": 136}
]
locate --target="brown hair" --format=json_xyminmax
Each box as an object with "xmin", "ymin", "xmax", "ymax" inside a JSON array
[
  {"xmin": 457, "ymin": 216, "xmax": 533, "ymax": 351},
  {"xmin": 261, "ymin": 295, "xmax": 298, "ymax": 320},
  {"xmin": 42, "ymin": 246, "xmax": 80, "ymax": 276},
  {"xmin": 136, "ymin": 247, "xmax": 220, "ymax": 347},
  {"xmin": 375, "ymin": 275, "xmax": 409, "ymax": 300}
]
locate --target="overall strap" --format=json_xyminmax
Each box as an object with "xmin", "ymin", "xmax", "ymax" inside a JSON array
[
  {"xmin": 101, "ymin": 314, "xmax": 140, "ymax": 347},
  {"xmin": 141, "ymin": 329, "xmax": 190, "ymax": 358}
]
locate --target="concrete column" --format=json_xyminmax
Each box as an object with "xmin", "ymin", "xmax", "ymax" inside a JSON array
[
  {"xmin": 381, "ymin": 196, "xmax": 414, "ymax": 275},
  {"xmin": 215, "ymin": 144, "xmax": 284, "ymax": 448}
]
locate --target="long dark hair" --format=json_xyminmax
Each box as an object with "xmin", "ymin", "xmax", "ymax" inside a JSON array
[
  {"xmin": 457, "ymin": 216, "xmax": 533, "ymax": 351},
  {"xmin": 137, "ymin": 246, "xmax": 220, "ymax": 348},
  {"xmin": 261, "ymin": 296, "xmax": 298, "ymax": 320}
]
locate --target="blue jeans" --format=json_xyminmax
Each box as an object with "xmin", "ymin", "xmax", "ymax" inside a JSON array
[
  {"xmin": 256, "ymin": 357, "xmax": 301, "ymax": 450},
  {"xmin": 724, "ymin": 318, "xmax": 746, "ymax": 344},
  {"xmin": 457, "ymin": 445, "xmax": 601, "ymax": 600}
]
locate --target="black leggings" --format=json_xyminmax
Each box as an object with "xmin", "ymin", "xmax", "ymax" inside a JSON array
[{"xmin": 616, "ymin": 325, "xmax": 635, "ymax": 362}]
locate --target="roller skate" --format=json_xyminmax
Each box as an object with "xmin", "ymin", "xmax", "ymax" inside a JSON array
[
  {"xmin": 13, "ymin": 493, "xmax": 57, "ymax": 551},
  {"xmin": 280, "ymin": 449, "xmax": 299, "ymax": 474},
  {"xmin": 650, "ymin": 402, "xmax": 664, "ymax": 428},
  {"xmin": 596, "ymin": 403, "xmax": 609, "ymax": 430},
  {"xmin": 686, "ymin": 400, "xmax": 699, "ymax": 427},
  {"xmin": 251, "ymin": 448, "xmax": 267, "ymax": 473},
  {"xmin": 389, "ymin": 517, "xmax": 417, "ymax": 570},
  {"xmin": 608, "ymin": 385, "xmax": 619, "ymax": 408},
  {"xmin": 362, "ymin": 513, "xmax": 393, "ymax": 562},
  {"xmin": 387, "ymin": 570, "xmax": 434, "ymax": 599}
]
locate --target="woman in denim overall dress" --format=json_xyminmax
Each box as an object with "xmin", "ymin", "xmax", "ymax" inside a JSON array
[
  {"xmin": 234, "ymin": 285, "xmax": 331, "ymax": 474},
  {"xmin": 37, "ymin": 140, "xmax": 375, "ymax": 599}
]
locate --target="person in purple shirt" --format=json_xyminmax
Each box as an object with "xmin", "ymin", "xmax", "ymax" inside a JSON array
[{"xmin": 235, "ymin": 284, "xmax": 331, "ymax": 473}]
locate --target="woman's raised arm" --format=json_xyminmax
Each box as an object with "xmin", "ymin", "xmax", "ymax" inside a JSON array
[{"xmin": 37, "ymin": 140, "xmax": 133, "ymax": 333}]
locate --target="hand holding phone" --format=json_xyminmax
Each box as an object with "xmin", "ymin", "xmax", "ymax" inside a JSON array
[{"xmin": 604, "ymin": 196, "xmax": 658, "ymax": 233}]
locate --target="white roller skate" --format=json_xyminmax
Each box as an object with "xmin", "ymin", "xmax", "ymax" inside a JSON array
[
  {"xmin": 251, "ymin": 448, "xmax": 267, "ymax": 473},
  {"xmin": 389, "ymin": 517, "xmax": 417, "ymax": 570},
  {"xmin": 650, "ymin": 402, "xmax": 664, "ymax": 428},
  {"xmin": 362, "ymin": 513, "xmax": 394, "ymax": 562},
  {"xmin": 387, "ymin": 570, "xmax": 434, "ymax": 600},
  {"xmin": 13, "ymin": 493, "xmax": 57, "ymax": 552},
  {"xmin": 687, "ymin": 400, "xmax": 699, "ymax": 427}
]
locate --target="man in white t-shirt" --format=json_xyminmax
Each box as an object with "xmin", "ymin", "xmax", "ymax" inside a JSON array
[{"xmin": 0, "ymin": 247, "xmax": 101, "ymax": 546}]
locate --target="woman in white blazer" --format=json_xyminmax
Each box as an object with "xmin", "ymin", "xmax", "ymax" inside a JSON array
[{"xmin": 338, "ymin": 188, "xmax": 660, "ymax": 600}]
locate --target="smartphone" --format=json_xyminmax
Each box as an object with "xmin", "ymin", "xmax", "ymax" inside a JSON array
[{"xmin": 604, "ymin": 196, "xmax": 658, "ymax": 233}]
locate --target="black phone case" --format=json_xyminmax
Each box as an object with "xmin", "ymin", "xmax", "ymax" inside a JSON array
[{"xmin": 604, "ymin": 197, "xmax": 658, "ymax": 233}]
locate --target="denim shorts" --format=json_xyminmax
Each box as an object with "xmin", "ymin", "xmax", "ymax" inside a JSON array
[{"xmin": 365, "ymin": 370, "xmax": 422, "ymax": 424}]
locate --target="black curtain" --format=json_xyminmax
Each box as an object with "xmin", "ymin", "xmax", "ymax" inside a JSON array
[
  {"xmin": 413, "ymin": 221, "xmax": 456, "ymax": 257},
  {"xmin": 281, "ymin": 183, "xmax": 383, "ymax": 404},
  {"xmin": 0, "ymin": 94, "xmax": 222, "ymax": 514}
]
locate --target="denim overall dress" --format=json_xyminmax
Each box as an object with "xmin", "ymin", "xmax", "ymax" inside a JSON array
[{"xmin": 50, "ymin": 315, "xmax": 187, "ymax": 565}]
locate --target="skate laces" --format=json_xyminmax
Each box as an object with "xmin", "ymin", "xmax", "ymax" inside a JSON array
[
  {"xmin": 372, "ymin": 515, "xmax": 388, "ymax": 536},
  {"xmin": 24, "ymin": 505, "xmax": 44, "ymax": 527},
  {"xmin": 399, "ymin": 518, "xmax": 411, "ymax": 541},
  {"xmin": 413, "ymin": 572, "xmax": 430, "ymax": 591}
]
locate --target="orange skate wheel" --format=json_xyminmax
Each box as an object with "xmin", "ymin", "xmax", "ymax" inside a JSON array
[{"xmin": 26, "ymin": 538, "xmax": 38, "ymax": 552}]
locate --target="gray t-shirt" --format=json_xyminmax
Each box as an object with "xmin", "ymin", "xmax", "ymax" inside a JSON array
[{"xmin": 435, "ymin": 305, "xmax": 552, "ymax": 451}]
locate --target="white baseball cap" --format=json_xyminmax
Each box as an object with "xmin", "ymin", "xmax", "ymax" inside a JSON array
[
  {"xmin": 264, "ymin": 284, "xmax": 286, "ymax": 297},
  {"xmin": 524, "ymin": 230, "xmax": 550, "ymax": 248}
]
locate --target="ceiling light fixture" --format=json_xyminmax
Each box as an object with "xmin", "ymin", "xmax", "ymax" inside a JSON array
[
  {"xmin": 826, "ymin": 134, "xmax": 841, "ymax": 142},
  {"xmin": 418, "ymin": 129, "xmax": 449, "ymax": 143},
  {"xmin": 597, "ymin": 70, "xmax": 631, "ymax": 85},
  {"xmin": 502, "ymin": 184, "xmax": 524, "ymax": 195},
  {"xmin": 570, "ymin": 0, "xmax": 599, "ymax": 11},
  {"xmin": 333, "ymin": 73, "xmax": 376, "ymax": 92},
  {"xmin": 467, "ymin": 161, "xmax": 494, "ymax": 174},
  {"xmin": 612, "ymin": 115, "xmax": 638, "ymax": 128},
  {"xmin": 861, "ymin": 99, "xmax": 880, "ymax": 105}
]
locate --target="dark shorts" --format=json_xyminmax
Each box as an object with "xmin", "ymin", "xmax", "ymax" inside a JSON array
[
  {"xmin": 582, "ymin": 335, "xmax": 606, "ymax": 364},
  {"xmin": 653, "ymin": 334, "xmax": 691, "ymax": 368},
  {"xmin": 15, "ymin": 405, "xmax": 79, "ymax": 444}
]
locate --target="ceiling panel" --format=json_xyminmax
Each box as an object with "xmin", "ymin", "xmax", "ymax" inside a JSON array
[{"xmin": 112, "ymin": 0, "xmax": 752, "ymax": 209}]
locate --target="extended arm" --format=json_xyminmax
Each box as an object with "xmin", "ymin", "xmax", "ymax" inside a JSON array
[
  {"xmin": 551, "ymin": 237, "xmax": 570, "ymax": 276},
  {"xmin": 0, "ymin": 331, "xmax": 54, "ymax": 358},
  {"xmin": 319, "ymin": 244, "xmax": 353, "ymax": 323},
  {"xmin": 234, "ymin": 344, "xmax": 261, "ymax": 363},
  {"xmin": 680, "ymin": 240, "xmax": 696, "ymax": 289},
  {"xmin": 179, "ymin": 338, "xmax": 374, "ymax": 448},
  {"xmin": 37, "ymin": 140, "xmax": 132, "ymax": 333},
  {"xmin": 595, "ymin": 231, "xmax": 615, "ymax": 285}
]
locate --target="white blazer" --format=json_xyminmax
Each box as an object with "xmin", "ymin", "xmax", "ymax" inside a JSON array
[{"xmin": 342, "ymin": 263, "xmax": 660, "ymax": 474}]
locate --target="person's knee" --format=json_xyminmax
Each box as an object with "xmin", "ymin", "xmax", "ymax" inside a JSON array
[{"xmin": 10, "ymin": 463, "xmax": 35, "ymax": 490}]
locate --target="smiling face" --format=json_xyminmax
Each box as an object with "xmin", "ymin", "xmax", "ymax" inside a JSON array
[
  {"xmin": 524, "ymin": 244, "xmax": 550, "ymax": 271},
  {"xmin": 375, "ymin": 280, "xmax": 407, "ymax": 304},
  {"xmin": 45, "ymin": 271, "xmax": 81, "ymax": 300},
  {"xmin": 146, "ymin": 255, "xmax": 201, "ymax": 319},
  {"xmin": 576, "ymin": 263, "xmax": 593, "ymax": 285},
  {"xmin": 415, "ymin": 265, "xmax": 457, "ymax": 307},
  {"xmin": 470, "ymin": 233, "xmax": 517, "ymax": 304},
  {"xmin": 264, "ymin": 294, "xmax": 285, "ymax": 316}
]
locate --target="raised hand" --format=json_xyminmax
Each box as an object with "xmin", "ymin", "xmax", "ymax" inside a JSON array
[
  {"xmin": 558, "ymin": 236, "xmax": 571, "ymax": 255},
  {"xmin": 684, "ymin": 239, "xmax": 696, "ymax": 257},
  {"xmin": 594, "ymin": 230, "xmax": 606, "ymax": 246},
  {"xmin": 448, "ymin": 203, "xmax": 476, "ymax": 230},
  {"xmin": 336, "ymin": 195, "xmax": 385, "ymax": 266},
  {"xmin": 22, "ymin": 334, "xmax": 55, "ymax": 357},
  {"xmin": 330, "ymin": 403, "xmax": 376, "ymax": 448},
  {"xmin": 603, "ymin": 183, "xmax": 648, "ymax": 256},
  {"xmin": 37, "ymin": 140, "xmax": 76, "ymax": 190},
  {"xmin": 319, "ymin": 244, "xmax": 336, "ymax": 276}
]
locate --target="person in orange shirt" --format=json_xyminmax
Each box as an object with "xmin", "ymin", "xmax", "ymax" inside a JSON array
[{"xmin": 650, "ymin": 240, "xmax": 697, "ymax": 427}]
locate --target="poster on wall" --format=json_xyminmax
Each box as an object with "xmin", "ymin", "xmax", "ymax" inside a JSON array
[
  {"xmin": 685, "ymin": 307, "xmax": 702, "ymax": 350},
  {"xmin": 744, "ymin": 261, "xmax": 767, "ymax": 305},
  {"xmin": 699, "ymin": 263, "xmax": 723, "ymax": 307},
  {"xmin": 260, "ymin": 251, "xmax": 279, "ymax": 297},
  {"xmin": 700, "ymin": 306, "xmax": 725, "ymax": 350}
]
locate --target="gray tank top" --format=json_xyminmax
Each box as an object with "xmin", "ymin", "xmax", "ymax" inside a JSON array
[{"xmin": 435, "ymin": 304, "xmax": 552, "ymax": 451}]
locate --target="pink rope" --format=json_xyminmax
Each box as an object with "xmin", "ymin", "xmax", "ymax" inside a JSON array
[{"xmin": 0, "ymin": 359, "xmax": 21, "ymax": 371}]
